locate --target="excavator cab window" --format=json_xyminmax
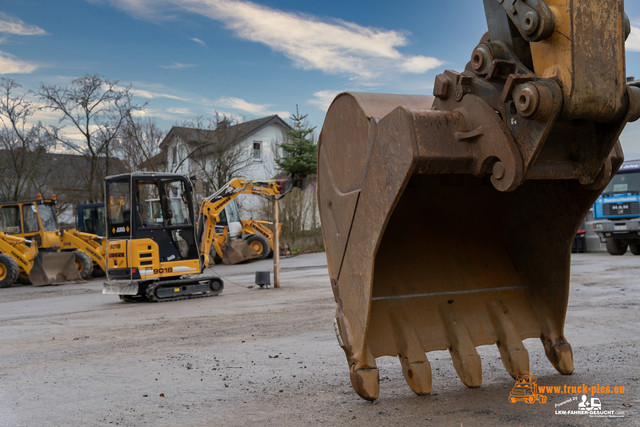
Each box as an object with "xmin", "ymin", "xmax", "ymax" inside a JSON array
[
  {"xmin": 106, "ymin": 178, "xmax": 131, "ymax": 238},
  {"xmin": 0, "ymin": 205, "xmax": 21, "ymax": 234},
  {"xmin": 163, "ymin": 180, "xmax": 191, "ymax": 226},
  {"xmin": 226, "ymin": 200, "xmax": 241, "ymax": 223},
  {"xmin": 137, "ymin": 180, "xmax": 163, "ymax": 228}
]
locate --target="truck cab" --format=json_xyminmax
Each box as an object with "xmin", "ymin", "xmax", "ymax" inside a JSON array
[
  {"xmin": 77, "ymin": 203, "xmax": 106, "ymax": 237},
  {"xmin": 592, "ymin": 161, "xmax": 640, "ymax": 255}
]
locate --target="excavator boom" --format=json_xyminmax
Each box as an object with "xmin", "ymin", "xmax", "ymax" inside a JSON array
[{"xmin": 318, "ymin": 0, "xmax": 640, "ymax": 401}]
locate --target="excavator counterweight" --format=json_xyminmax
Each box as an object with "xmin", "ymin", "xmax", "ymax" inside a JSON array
[{"xmin": 318, "ymin": 0, "xmax": 640, "ymax": 400}]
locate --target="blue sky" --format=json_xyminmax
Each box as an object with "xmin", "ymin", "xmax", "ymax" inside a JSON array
[{"xmin": 3, "ymin": 0, "xmax": 640, "ymax": 157}]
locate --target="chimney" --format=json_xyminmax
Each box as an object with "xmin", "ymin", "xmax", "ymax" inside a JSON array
[{"xmin": 217, "ymin": 119, "xmax": 230, "ymax": 130}]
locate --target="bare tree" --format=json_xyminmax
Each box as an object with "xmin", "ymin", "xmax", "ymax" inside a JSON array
[
  {"xmin": 114, "ymin": 115, "xmax": 166, "ymax": 172},
  {"xmin": 38, "ymin": 75, "xmax": 145, "ymax": 202},
  {"xmin": 0, "ymin": 78, "xmax": 54, "ymax": 201},
  {"xmin": 175, "ymin": 113, "xmax": 254, "ymax": 192}
]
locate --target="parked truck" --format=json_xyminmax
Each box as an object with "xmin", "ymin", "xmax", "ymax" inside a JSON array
[{"xmin": 592, "ymin": 161, "xmax": 640, "ymax": 255}]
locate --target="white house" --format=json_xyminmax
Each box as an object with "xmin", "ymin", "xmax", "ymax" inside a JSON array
[{"xmin": 157, "ymin": 115, "xmax": 292, "ymax": 215}]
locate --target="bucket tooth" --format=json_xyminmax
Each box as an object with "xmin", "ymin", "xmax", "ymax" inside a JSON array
[
  {"xmin": 334, "ymin": 310, "xmax": 380, "ymax": 401},
  {"xmin": 400, "ymin": 358, "xmax": 432, "ymax": 396},
  {"xmin": 349, "ymin": 364, "xmax": 380, "ymax": 401},
  {"xmin": 349, "ymin": 340, "xmax": 380, "ymax": 401},
  {"xmin": 543, "ymin": 335, "xmax": 574, "ymax": 375},
  {"xmin": 390, "ymin": 310, "xmax": 432, "ymax": 395},
  {"xmin": 487, "ymin": 300, "xmax": 529, "ymax": 378},
  {"xmin": 439, "ymin": 304, "xmax": 482, "ymax": 388}
]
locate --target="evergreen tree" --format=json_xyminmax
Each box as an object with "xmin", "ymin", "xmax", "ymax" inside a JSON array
[{"xmin": 276, "ymin": 106, "xmax": 317, "ymax": 178}]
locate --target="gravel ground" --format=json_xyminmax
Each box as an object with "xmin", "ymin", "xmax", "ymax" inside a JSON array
[{"xmin": 0, "ymin": 252, "xmax": 638, "ymax": 426}]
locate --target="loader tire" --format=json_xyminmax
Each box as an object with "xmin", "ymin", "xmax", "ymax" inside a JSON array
[
  {"xmin": 92, "ymin": 266, "xmax": 106, "ymax": 277},
  {"xmin": 246, "ymin": 234, "xmax": 270, "ymax": 260},
  {"xmin": 0, "ymin": 254, "xmax": 19, "ymax": 288},
  {"xmin": 209, "ymin": 246, "xmax": 222, "ymax": 265},
  {"xmin": 16, "ymin": 273, "xmax": 31, "ymax": 285},
  {"xmin": 74, "ymin": 251, "xmax": 93, "ymax": 279},
  {"xmin": 606, "ymin": 238, "xmax": 627, "ymax": 256},
  {"xmin": 629, "ymin": 243, "xmax": 640, "ymax": 255}
]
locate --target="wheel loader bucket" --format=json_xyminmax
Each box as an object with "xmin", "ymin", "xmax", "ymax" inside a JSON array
[
  {"xmin": 318, "ymin": 92, "xmax": 624, "ymax": 401},
  {"xmin": 221, "ymin": 239, "xmax": 261, "ymax": 265},
  {"xmin": 29, "ymin": 252, "xmax": 83, "ymax": 286}
]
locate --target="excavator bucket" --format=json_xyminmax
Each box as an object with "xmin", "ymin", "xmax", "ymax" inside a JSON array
[
  {"xmin": 318, "ymin": 0, "xmax": 640, "ymax": 401},
  {"xmin": 29, "ymin": 252, "xmax": 83, "ymax": 286},
  {"xmin": 221, "ymin": 239, "xmax": 261, "ymax": 265}
]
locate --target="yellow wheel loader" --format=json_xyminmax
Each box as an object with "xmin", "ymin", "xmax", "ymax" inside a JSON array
[
  {"xmin": 0, "ymin": 196, "xmax": 86, "ymax": 285},
  {"xmin": 102, "ymin": 173, "xmax": 284, "ymax": 302},
  {"xmin": 0, "ymin": 232, "xmax": 79, "ymax": 287},
  {"xmin": 318, "ymin": 0, "xmax": 639, "ymax": 400},
  {"xmin": 60, "ymin": 229, "xmax": 107, "ymax": 277}
]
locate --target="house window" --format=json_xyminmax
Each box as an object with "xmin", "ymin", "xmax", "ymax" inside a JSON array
[
  {"xmin": 253, "ymin": 141, "xmax": 262, "ymax": 160},
  {"xmin": 172, "ymin": 146, "xmax": 177, "ymax": 164}
]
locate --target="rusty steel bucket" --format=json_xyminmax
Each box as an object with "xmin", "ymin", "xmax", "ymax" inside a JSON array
[
  {"xmin": 317, "ymin": 92, "xmax": 625, "ymax": 400},
  {"xmin": 318, "ymin": 0, "xmax": 640, "ymax": 400}
]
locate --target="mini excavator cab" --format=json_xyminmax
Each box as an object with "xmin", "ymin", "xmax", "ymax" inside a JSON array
[
  {"xmin": 105, "ymin": 173, "xmax": 199, "ymax": 283},
  {"xmin": 103, "ymin": 173, "xmax": 224, "ymax": 302}
]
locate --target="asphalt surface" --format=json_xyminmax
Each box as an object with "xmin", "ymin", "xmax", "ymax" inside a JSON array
[{"xmin": 0, "ymin": 251, "xmax": 638, "ymax": 426}]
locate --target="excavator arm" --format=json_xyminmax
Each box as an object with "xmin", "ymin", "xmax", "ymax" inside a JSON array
[
  {"xmin": 198, "ymin": 179, "xmax": 283, "ymax": 267},
  {"xmin": 318, "ymin": 0, "xmax": 639, "ymax": 401}
]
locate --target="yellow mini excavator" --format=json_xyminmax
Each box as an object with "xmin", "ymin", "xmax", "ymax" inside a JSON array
[
  {"xmin": 318, "ymin": 0, "xmax": 639, "ymax": 400},
  {"xmin": 102, "ymin": 173, "xmax": 284, "ymax": 302}
]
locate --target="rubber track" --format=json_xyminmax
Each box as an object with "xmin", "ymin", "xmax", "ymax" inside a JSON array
[{"xmin": 145, "ymin": 276, "xmax": 223, "ymax": 303}]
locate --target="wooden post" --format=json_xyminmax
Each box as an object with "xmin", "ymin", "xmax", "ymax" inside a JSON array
[{"xmin": 273, "ymin": 196, "xmax": 280, "ymax": 288}]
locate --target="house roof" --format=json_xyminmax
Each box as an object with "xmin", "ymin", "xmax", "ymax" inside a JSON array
[
  {"xmin": 159, "ymin": 115, "xmax": 292, "ymax": 150},
  {"xmin": 0, "ymin": 150, "xmax": 128, "ymax": 203},
  {"xmin": 42, "ymin": 152, "xmax": 128, "ymax": 190},
  {"xmin": 137, "ymin": 150, "xmax": 167, "ymax": 171}
]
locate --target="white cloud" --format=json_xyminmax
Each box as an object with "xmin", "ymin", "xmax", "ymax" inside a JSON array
[
  {"xmin": 160, "ymin": 62, "xmax": 197, "ymax": 69},
  {"xmin": 307, "ymin": 90, "xmax": 341, "ymax": 112},
  {"xmin": 627, "ymin": 25, "xmax": 640, "ymax": 52},
  {"xmin": 166, "ymin": 107, "xmax": 192, "ymax": 115},
  {"xmin": 130, "ymin": 87, "xmax": 188, "ymax": 101},
  {"xmin": 274, "ymin": 111, "xmax": 290, "ymax": 119},
  {"xmin": 215, "ymin": 96, "xmax": 269, "ymax": 115},
  {"xmin": 213, "ymin": 96, "xmax": 289, "ymax": 118},
  {"xmin": 100, "ymin": 0, "xmax": 443, "ymax": 81},
  {"xmin": 0, "ymin": 50, "xmax": 37, "ymax": 74},
  {"xmin": 191, "ymin": 37, "xmax": 206, "ymax": 46},
  {"xmin": 401, "ymin": 56, "xmax": 442, "ymax": 74},
  {"xmin": 0, "ymin": 12, "xmax": 47, "ymax": 36}
]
